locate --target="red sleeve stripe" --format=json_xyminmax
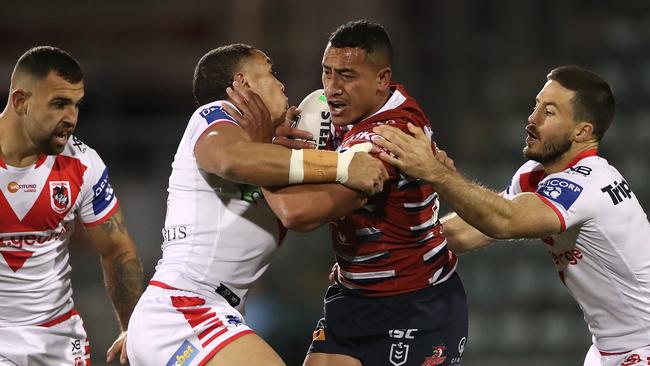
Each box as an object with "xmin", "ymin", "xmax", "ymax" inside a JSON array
[
  {"xmin": 535, "ymin": 193, "xmax": 566, "ymax": 232},
  {"xmin": 83, "ymin": 201, "xmax": 120, "ymax": 227}
]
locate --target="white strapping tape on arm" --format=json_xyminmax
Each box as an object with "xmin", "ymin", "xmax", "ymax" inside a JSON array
[
  {"xmin": 289, "ymin": 149, "xmax": 304, "ymax": 184},
  {"xmin": 336, "ymin": 142, "xmax": 373, "ymax": 183}
]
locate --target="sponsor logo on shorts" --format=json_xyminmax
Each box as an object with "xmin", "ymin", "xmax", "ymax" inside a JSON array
[
  {"xmin": 621, "ymin": 354, "xmax": 641, "ymax": 366},
  {"xmin": 422, "ymin": 344, "xmax": 447, "ymax": 366},
  {"xmin": 389, "ymin": 342, "xmax": 409, "ymax": 366},
  {"xmin": 312, "ymin": 328, "xmax": 326, "ymax": 341},
  {"xmin": 226, "ymin": 315, "xmax": 243, "ymax": 325},
  {"xmin": 166, "ymin": 340, "xmax": 197, "ymax": 366},
  {"xmin": 537, "ymin": 178, "xmax": 582, "ymax": 210},
  {"xmin": 388, "ymin": 329, "xmax": 418, "ymax": 339}
]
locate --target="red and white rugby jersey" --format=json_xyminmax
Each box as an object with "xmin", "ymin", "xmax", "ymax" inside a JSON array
[
  {"xmin": 329, "ymin": 84, "xmax": 457, "ymax": 297},
  {"xmin": 504, "ymin": 149, "xmax": 650, "ymax": 353},
  {"xmin": 0, "ymin": 136, "xmax": 119, "ymax": 326},
  {"xmin": 151, "ymin": 101, "xmax": 283, "ymax": 314}
]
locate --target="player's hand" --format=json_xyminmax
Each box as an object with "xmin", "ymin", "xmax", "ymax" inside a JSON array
[
  {"xmin": 106, "ymin": 330, "xmax": 128, "ymax": 364},
  {"xmin": 344, "ymin": 152, "xmax": 389, "ymax": 196},
  {"xmin": 222, "ymin": 81, "xmax": 274, "ymax": 143},
  {"xmin": 273, "ymin": 106, "xmax": 316, "ymax": 149},
  {"xmin": 372, "ymin": 123, "xmax": 454, "ymax": 182}
]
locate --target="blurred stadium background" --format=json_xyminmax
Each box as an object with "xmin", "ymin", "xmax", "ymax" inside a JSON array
[{"xmin": 1, "ymin": 1, "xmax": 648, "ymax": 365}]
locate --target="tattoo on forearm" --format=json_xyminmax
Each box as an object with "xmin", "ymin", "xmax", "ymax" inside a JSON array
[
  {"xmin": 105, "ymin": 252, "xmax": 144, "ymax": 329},
  {"xmin": 100, "ymin": 212, "xmax": 128, "ymax": 237}
]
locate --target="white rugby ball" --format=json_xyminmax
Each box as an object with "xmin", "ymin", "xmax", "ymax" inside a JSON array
[{"xmin": 292, "ymin": 89, "xmax": 331, "ymax": 150}]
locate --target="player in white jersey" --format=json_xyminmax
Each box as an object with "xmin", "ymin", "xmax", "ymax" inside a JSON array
[
  {"xmin": 126, "ymin": 44, "xmax": 388, "ymax": 366},
  {"xmin": 373, "ymin": 65, "xmax": 650, "ymax": 365},
  {"xmin": 0, "ymin": 46, "xmax": 144, "ymax": 365}
]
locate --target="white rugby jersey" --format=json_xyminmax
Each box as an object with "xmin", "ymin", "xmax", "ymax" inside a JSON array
[
  {"xmin": 0, "ymin": 137, "xmax": 119, "ymax": 326},
  {"xmin": 504, "ymin": 149, "xmax": 650, "ymax": 352},
  {"xmin": 151, "ymin": 101, "xmax": 283, "ymax": 314}
]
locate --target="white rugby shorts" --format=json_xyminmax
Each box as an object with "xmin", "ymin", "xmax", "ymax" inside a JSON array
[
  {"xmin": 0, "ymin": 309, "xmax": 90, "ymax": 366},
  {"xmin": 584, "ymin": 343, "xmax": 650, "ymax": 366},
  {"xmin": 127, "ymin": 281, "xmax": 254, "ymax": 366}
]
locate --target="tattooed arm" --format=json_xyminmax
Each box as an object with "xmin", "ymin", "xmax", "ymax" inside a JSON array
[{"xmin": 86, "ymin": 208, "xmax": 144, "ymax": 363}]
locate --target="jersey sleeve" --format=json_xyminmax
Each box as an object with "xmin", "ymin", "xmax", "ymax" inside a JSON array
[
  {"xmin": 534, "ymin": 172, "xmax": 596, "ymax": 232},
  {"xmin": 189, "ymin": 102, "xmax": 240, "ymax": 151},
  {"xmin": 77, "ymin": 147, "xmax": 120, "ymax": 227},
  {"xmin": 340, "ymin": 118, "xmax": 425, "ymax": 179},
  {"xmin": 502, "ymin": 160, "xmax": 546, "ymax": 199}
]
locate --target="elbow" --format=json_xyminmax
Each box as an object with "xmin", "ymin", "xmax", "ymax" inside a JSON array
[
  {"xmin": 278, "ymin": 212, "xmax": 323, "ymax": 232},
  {"xmin": 274, "ymin": 205, "xmax": 323, "ymax": 232}
]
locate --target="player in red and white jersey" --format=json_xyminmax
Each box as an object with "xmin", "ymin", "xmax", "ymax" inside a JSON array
[
  {"xmin": 263, "ymin": 21, "xmax": 468, "ymax": 366},
  {"xmin": 373, "ymin": 65, "xmax": 650, "ymax": 365},
  {"xmin": 126, "ymin": 44, "xmax": 388, "ymax": 366},
  {"xmin": 0, "ymin": 46, "xmax": 143, "ymax": 365}
]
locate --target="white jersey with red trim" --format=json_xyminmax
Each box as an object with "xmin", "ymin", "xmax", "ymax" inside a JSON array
[
  {"xmin": 504, "ymin": 150, "xmax": 650, "ymax": 353},
  {"xmin": 0, "ymin": 136, "xmax": 119, "ymax": 326},
  {"xmin": 151, "ymin": 101, "xmax": 282, "ymax": 313}
]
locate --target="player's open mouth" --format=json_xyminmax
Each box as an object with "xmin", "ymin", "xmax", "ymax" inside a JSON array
[
  {"xmin": 328, "ymin": 101, "xmax": 347, "ymax": 116},
  {"xmin": 525, "ymin": 126, "xmax": 538, "ymax": 144},
  {"xmin": 54, "ymin": 131, "xmax": 70, "ymax": 145}
]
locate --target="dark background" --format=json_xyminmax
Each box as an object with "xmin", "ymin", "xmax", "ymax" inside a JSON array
[{"xmin": 1, "ymin": 1, "xmax": 648, "ymax": 365}]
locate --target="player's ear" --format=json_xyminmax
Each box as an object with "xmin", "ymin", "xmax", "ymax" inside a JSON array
[
  {"xmin": 377, "ymin": 67, "xmax": 392, "ymax": 93},
  {"xmin": 11, "ymin": 89, "xmax": 29, "ymax": 116},
  {"xmin": 574, "ymin": 121, "xmax": 595, "ymax": 142},
  {"xmin": 233, "ymin": 72, "xmax": 251, "ymax": 89}
]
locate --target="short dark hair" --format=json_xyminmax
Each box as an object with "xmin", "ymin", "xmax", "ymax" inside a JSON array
[
  {"xmin": 328, "ymin": 20, "xmax": 392, "ymax": 67},
  {"xmin": 15, "ymin": 46, "xmax": 83, "ymax": 84},
  {"xmin": 192, "ymin": 43, "xmax": 256, "ymax": 105},
  {"xmin": 547, "ymin": 65, "xmax": 615, "ymax": 141}
]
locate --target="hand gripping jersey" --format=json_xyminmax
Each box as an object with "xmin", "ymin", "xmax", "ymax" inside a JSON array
[
  {"xmin": 329, "ymin": 84, "xmax": 457, "ymax": 296},
  {"xmin": 151, "ymin": 101, "xmax": 283, "ymax": 313},
  {"xmin": 0, "ymin": 137, "xmax": 119, "ymax": 326},
  {"xmin": 504, "ymin": 149, "xmax": 650, "ymax": 353}
]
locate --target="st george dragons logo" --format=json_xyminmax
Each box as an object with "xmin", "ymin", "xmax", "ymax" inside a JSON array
[{"xmin": 49, "ymin": 181, "xmax": 71, "ymax": 213}]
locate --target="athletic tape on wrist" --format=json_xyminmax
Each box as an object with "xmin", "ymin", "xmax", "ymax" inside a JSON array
[
  {"xmin": 336, "ymin": 142, "xmax": 373, "ymax": 183},
  {"xmin": 289, "ymin": 149, "xmax": 304, "ymax": 184}
]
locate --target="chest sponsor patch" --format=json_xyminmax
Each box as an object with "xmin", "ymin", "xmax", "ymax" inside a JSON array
[
  {"xmin": 537, "ymin": 178, "xmax": 583, "ymax": 211},
  {"xmin": 199, "ymin": 105, "xmax": 234, "ymax": 125}
]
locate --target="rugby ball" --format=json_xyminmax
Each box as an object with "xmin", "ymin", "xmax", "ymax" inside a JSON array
[{"xmin": 292, "ymin": 89, "xmax": 331, "ymax": 150}]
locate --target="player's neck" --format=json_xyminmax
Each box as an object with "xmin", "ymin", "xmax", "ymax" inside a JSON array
[
  {"xmin": 543, "ymin": 142, "xmax": 599, "ymax": 175},
  {"xmin": 0, "ymin": 115, "xmax": 40, "ymax": 167}
]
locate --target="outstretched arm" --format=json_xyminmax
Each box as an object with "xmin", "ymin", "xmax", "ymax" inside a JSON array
[
  {"xmin": 86, "ymin": 209, "xmax": 144, "ymax": 364},
  {"xmin": 373, "ymin": 123, "xmax": 561, "ymax": 239},
  {"xmin": 441, "ymin": 213, "xmax": 494, "ymax": 254},
  {"xmin": 194, "ymin": 83, "xmax": 387, "ymax": 195}
]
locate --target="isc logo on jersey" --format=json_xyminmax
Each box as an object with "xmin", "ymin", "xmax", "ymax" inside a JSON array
[
  {"xmin": 166, "ymin": 340, "xmax": 197, "ymax": 366},
  {"xmin": 537, "ymin": 178, "xmax": 583, "ymax": 210}
]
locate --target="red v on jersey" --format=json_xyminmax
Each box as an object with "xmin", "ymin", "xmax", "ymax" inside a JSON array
[
  {"xmin": 0, "ymin": 251, "xmax": 34, "ymax": 272},
  {"xmin": 0, "ymin": 155, "xmax": 86, "ymax": 271}
]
